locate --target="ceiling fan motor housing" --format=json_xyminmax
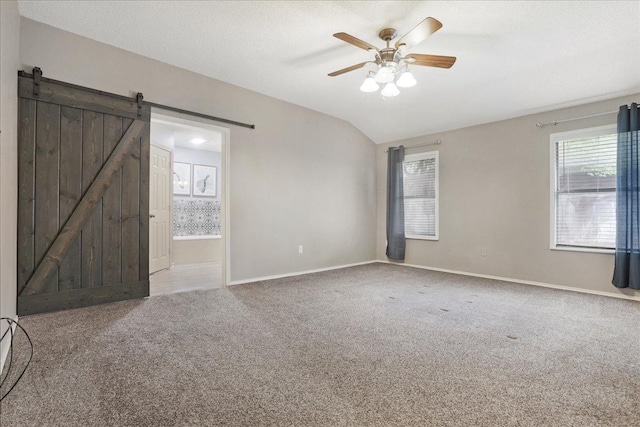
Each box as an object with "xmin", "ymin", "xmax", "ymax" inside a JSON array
[
  {"xmin": 377, "ymin": 28, "xmax": 402, "ymax": 67},
  {"xmin": 379, "ymin": 48, "xmax": 399, "ymax": 64}
]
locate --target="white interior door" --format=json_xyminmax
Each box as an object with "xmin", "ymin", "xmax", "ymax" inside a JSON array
[{"xmin": 150, "ymin": 145, "xmax": 172, "ymax": 274}]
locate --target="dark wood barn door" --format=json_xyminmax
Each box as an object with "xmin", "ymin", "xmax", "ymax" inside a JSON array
[{"xmin": 17, "ymin": 70, "xmax": 151, "ymax": 315}]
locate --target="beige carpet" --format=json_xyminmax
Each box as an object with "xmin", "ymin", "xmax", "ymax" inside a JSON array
[{"xmin": 1, "ymin": 263, "xmax": 639, "ymax": 426}]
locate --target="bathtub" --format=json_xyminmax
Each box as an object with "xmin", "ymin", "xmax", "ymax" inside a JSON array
[{"xmin": 173, "ymin": 235, "xmax": 222, "ymax": 265}]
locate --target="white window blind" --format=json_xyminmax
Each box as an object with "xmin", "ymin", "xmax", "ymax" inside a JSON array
[
  {"xmin": 553, "ymin": 127, "xmax": 617, "ymax": 250},
  {"xmin": 403, "ymin": 151, "xmax": 439, "ymax": 240}
]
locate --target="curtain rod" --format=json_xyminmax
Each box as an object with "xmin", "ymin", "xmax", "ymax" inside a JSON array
[
  {"xmin": 535, "ymin": 110, "xmax": 617, "ymax": 128},
  {"xmin": 384, "ymin": 140, "xmax": 441, "ymax": 152}
]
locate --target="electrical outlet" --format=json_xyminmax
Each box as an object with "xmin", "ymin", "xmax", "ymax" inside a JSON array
[
  {"xmin": 298, "ymin": 245, "xmax": 304, "ymax": 254},
  {"xmin": 480, "ymin": 247, "xmax": 488, "ymax": 257}
]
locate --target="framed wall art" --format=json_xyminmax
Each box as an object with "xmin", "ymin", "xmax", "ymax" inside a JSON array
[
  {"xmin": 173, "ymin": 162, "xmax": 191, "ymax": 195},
  {"xmin": 192, "ymin": 164, "xmax": 217, "ymax": 197}
]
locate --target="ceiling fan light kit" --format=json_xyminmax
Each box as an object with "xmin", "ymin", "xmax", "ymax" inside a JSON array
[{"xmin": 329, "ymin": 17, "xmax": 456, "ymax": 98}]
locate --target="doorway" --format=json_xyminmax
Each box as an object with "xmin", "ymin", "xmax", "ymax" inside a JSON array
[{"xmin": 148, "ymin": 112, "xmax": 230, "ymax": 295}]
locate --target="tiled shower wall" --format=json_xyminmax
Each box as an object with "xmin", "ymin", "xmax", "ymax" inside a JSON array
[{"xmin": 173, "ymin": 198, "xmax": 221, "ymax": 236}]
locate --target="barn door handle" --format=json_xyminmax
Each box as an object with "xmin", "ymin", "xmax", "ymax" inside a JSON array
[{"xmin": 150, "ymin": 214, "xmax": 156, "ymax": 218}]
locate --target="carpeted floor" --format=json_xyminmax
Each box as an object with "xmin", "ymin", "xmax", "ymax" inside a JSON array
[{"xmin": 1, "ymin": 263, "xmax": 639, "ymax": 426}]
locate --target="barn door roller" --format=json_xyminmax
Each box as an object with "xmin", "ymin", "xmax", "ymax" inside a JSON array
[
  {"xmin": 136, "ymin": 92, "xmax": 144, "ymax": 118},
  {"xmin": 32, "ymin": 67, "xmax": 42, "ymax": 98}
]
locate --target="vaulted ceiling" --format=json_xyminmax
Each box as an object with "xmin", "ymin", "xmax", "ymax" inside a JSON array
[{"xmin": 17, "ymin": 1, "xmax": 640, "ymax": 143}]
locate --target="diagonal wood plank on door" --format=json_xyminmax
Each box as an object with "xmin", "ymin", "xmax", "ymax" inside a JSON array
[
  {"xmin": 58, "ymin": 106, "xmax": 83, "ymax": 291},
  {"xmin": 19, "ymin": 119, "xmax": 146, "ymax": 296}
]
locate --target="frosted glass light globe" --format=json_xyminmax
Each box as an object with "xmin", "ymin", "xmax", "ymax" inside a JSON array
[
  {"xmin": 396, "ymin": 71, "xmax": 417, "ymax": 88},
  {"xmin": 381, "ymin": 82, "xmax": 400, "ymax": 97},
  {"xmin": 374, "ymin": 66, "xmax": 395, "ymax": 83},
  {"xmin": 360, "ymin": 76, "xmax": 380, "ymax": 92}
]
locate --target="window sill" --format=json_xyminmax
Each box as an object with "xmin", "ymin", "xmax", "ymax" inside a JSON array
[
  {"xmin": 407, "ymin": 235, "xmax": 439, "ymax": 241},
  {"xmin": 551, "ymin": 246, "xmax": 614, "ymax": 255}
]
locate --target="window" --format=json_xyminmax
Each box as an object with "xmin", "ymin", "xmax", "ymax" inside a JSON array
[
  {"xmin": 551, "ymin": 125, "xmax": 617, "ymax": 252},
  {"xmin": 403, "ymin": 151, "xmax": 439, "ymax": 240}
]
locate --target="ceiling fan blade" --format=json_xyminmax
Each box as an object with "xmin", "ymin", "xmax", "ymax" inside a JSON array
[
  {"xmin": 328, "ymin": 62, "xmax": 369, "ymax": 77},
  {"xmin": 395, "ymin": 17, "xmax": 443, "ymax": 49},
  {"xmin": 333, "ymin": 32, "xmax": 379, "ymax": 52},
  {"xmin": 405, "ymin": 54, "xmax": 456, "ymax": 69}
]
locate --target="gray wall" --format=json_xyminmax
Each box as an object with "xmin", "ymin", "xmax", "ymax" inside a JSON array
[
  {"xmin": 0, "ymin": 0, "xmax": 20, "ymax": 370},
  {"xmin": 376, "ymin": 94, "xmax": 640, "ymax": 298},
  {"xmin": 20, "ymin": 18, "xmax": 377, "ymax": 283}
]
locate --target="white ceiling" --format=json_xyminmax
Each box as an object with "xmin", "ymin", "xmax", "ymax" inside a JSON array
[
  {"xmin": 18, "ymin": 1, "xmax": 640, "ymax": 144},
  {"xmin": 151, "ymin": 117, "xmax": 222, "ymax": 152}
]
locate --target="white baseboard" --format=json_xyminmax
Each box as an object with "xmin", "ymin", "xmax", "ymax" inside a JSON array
[
  {"xmin": 229, "ymin": 260, "xmax": 378, "ymax": 286},
  {"xmin": 378, "ymin": 260, "xmax": 640, "ymax": 302},
  {"xmin": 0, "ymin": 316, "xmax": 18, "ymax": 374}
]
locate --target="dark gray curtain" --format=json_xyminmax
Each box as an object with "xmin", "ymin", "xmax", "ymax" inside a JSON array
[
  {"xmin": 386, "ymin": 146, "xmax": 405, "ymax": 260},
  {"xmin": 613, "ymin": 103, "xmax": 640, "ymax": 289}
]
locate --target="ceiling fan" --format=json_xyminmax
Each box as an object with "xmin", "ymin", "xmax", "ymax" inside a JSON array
[{"xmin": 328, "ymin": 17, "xmax": 456, "ymax": 97}]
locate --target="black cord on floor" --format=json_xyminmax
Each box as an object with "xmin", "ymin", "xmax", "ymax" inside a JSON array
[{"xmin": 0, "ymin": 318, "xmax": 33, "ymax": 402}]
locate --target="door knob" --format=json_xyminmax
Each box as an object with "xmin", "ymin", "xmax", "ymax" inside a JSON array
[{"xmin": 150, "ymin": 214, "xmax": 156, "ymax": 218}]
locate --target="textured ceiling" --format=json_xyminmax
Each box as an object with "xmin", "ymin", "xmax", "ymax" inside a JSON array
[{"xmin": 18, "ymin": 1, "xmax": 640, "ymax": 143}]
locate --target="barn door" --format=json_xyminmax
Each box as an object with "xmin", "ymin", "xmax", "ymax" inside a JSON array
[{"xmin": 17, "ymin": 69, "xmax": 151, "ymax": 315}]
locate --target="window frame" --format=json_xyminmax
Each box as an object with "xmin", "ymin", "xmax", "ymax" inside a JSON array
[
  {"xmin": 549, "ymin": 124, "xmax": 617, "ymax": 254},
  {"xmin": 403, "ymin": 150, "xmax": 439, "ymax": 241}
]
